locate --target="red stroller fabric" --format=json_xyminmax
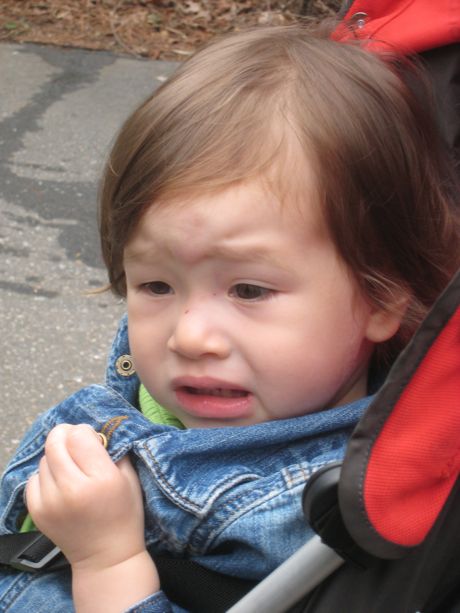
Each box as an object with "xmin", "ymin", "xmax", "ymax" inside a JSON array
[
  {"xmin": 339, "ymin": 269, "xmax": 460, "ymax": 559},
  {"xmin": 333, "ymin": 0, "xmax": 460, "ymax": 53},
  {"xmin": 364, "ymin": 306, "xmax": 460, "ymax": 547}
]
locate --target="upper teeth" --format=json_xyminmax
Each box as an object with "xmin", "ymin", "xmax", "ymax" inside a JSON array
[{"xmin": 187, "ymin": 387, "xmax": 246, "ymax": 398}]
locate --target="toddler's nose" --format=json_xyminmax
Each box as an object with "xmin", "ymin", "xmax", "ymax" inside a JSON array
[{"xmin": 167, "ymin": 306, "xmax": 231, "ymax": 360}]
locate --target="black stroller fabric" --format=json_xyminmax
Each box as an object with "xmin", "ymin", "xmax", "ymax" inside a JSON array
[{"xmin": 299, "ymin": 483, "xmax": 460, "ymax": 613}]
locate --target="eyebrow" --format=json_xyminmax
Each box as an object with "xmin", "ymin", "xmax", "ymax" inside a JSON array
[
  {"xmin": 124, "ymin": 242, "xmax": 289, "ymax": 270},
  {"xmin": 206, "ymin": 243, "xmax": 283, "ymax": 265}
]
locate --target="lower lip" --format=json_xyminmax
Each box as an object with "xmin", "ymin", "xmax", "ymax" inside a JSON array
[{"xmin": 175, "ymin": 389, "xmax": 252, "ymax": 420}]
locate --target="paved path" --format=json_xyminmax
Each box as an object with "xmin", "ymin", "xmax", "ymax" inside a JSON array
[{"xmin": 0, "ymin": 42, "xmax": 177, "ymax": 470}]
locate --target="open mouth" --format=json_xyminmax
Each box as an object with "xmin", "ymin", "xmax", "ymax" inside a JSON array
[
  {"xmin": 183, "ymin": 386, "xmax": 248, "ymax": 398},
  {"xmin": 174, "ymin": 382, "xmax": 252, "ymax": 420}
]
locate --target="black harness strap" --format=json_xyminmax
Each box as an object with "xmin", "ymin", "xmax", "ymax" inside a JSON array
[
  {"xmin": 0, "ymin": 532, "xmax": 67, "ymax": 573},
  {"xmin": 0, "ymin": 531, "xmax": 256, "ymax": 612},
  {"xmin": 154, "ymin": 555, "xmax": 256, "ymax": 613}
]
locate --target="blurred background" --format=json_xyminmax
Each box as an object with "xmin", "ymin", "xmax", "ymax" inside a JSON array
[{"xmin": 0, "ymin": 0, "xmax": 340, "ymax": 59}]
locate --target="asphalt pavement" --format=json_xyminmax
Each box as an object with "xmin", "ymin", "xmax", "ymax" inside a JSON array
[{"xmin": 0, "ymin": 42, "xmax": 177, "ymax": 470}]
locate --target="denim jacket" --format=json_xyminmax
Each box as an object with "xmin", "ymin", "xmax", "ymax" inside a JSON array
[{"xmin": 0, "ymin": 316, "xmax": 373, "ymax": 612}]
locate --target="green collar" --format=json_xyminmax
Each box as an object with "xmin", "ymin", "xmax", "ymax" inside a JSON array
[{"xmin": 139, "ymin": 383, "xmax": 185, "ymax": 429}]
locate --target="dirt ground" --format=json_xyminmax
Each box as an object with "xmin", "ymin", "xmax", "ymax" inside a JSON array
[{"xmin": 0, "ymin": 0, "xmax": 340, "ymax": 60}]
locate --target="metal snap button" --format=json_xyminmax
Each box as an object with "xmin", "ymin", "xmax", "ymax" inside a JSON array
[
  {"xmin": 96, "ymin": 432, "xmax": 108, "ymax": 448},
  {"xmin": 350, "ymin": 11, "xmax": 367, "ymax": 29},
  {"xmin": 115, "ymin": 354, "xmax": 136, "ymax": 376}
]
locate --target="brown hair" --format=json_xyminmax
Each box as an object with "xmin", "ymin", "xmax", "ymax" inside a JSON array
[{"xmin": 99, "ymin": 24, "xmax": 460, "ymax": 365}]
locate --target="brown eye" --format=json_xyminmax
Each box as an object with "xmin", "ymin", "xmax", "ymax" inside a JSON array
[
  {"xmin": 231, "ymin": 283, "xmax": 270, "ymax": 300},
  {"xmin": 145, "ymin": 281, "xmax": 173, "ymax": 295}
]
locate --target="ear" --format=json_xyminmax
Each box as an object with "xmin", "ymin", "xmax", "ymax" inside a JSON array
[{"xmin": 365, "ymin": 296, "xmax": 409, "ymax": 344}]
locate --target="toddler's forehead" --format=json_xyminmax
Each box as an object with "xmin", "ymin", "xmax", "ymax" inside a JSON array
[
  {"xmin": 152, "ymin": 170, "xmax": 315, "ymax": 214},
  {"xmin": 126, "ymin": 174, "xmax": 327, "ymax": 263}
]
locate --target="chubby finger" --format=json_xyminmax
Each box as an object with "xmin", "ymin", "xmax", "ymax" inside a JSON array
[
  {"xmin": 116, "ymin": 456, "xmax": 141, "ymax": 487},
  {"xmin": 43, "ymin": 425, "xmax": 86, "ymax": 486},
  {"xmin": 116, "ymin": 455, "xmax": 136, "ymax": 474},
  {"xmin": 25, "ymin": 470, "xmax": 41, "ymax": 512},
  {"xmin": 64, "ymin": 424, "xmax": 115, "ymax": 478},
  {"xmin": 116, "ymin": 456, "xmax": 144, "ymax": 512},
  {"xmin": 25, "ymin": 456, "xmax": 60, "ymax": 519}
]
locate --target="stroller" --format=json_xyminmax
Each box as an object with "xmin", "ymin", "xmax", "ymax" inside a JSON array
[{"xmin": 0, "ymin": 2, "xmax": 459, "ymax": 611}]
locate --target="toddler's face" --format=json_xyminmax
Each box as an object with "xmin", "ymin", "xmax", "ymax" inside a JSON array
[{"xmin": 123, "ymin": 179, "xmax": 380, "ymax": 428}]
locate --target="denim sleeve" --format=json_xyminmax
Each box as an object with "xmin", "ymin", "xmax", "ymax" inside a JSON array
[{"xmin": 124, "ymin": 590, "xmax": 187, "ymax": 612}]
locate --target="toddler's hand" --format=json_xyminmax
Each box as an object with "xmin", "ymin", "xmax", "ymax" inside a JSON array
[{"xmin": 26, "ymin": 424, "xmax": 146, "ymax": 571}]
